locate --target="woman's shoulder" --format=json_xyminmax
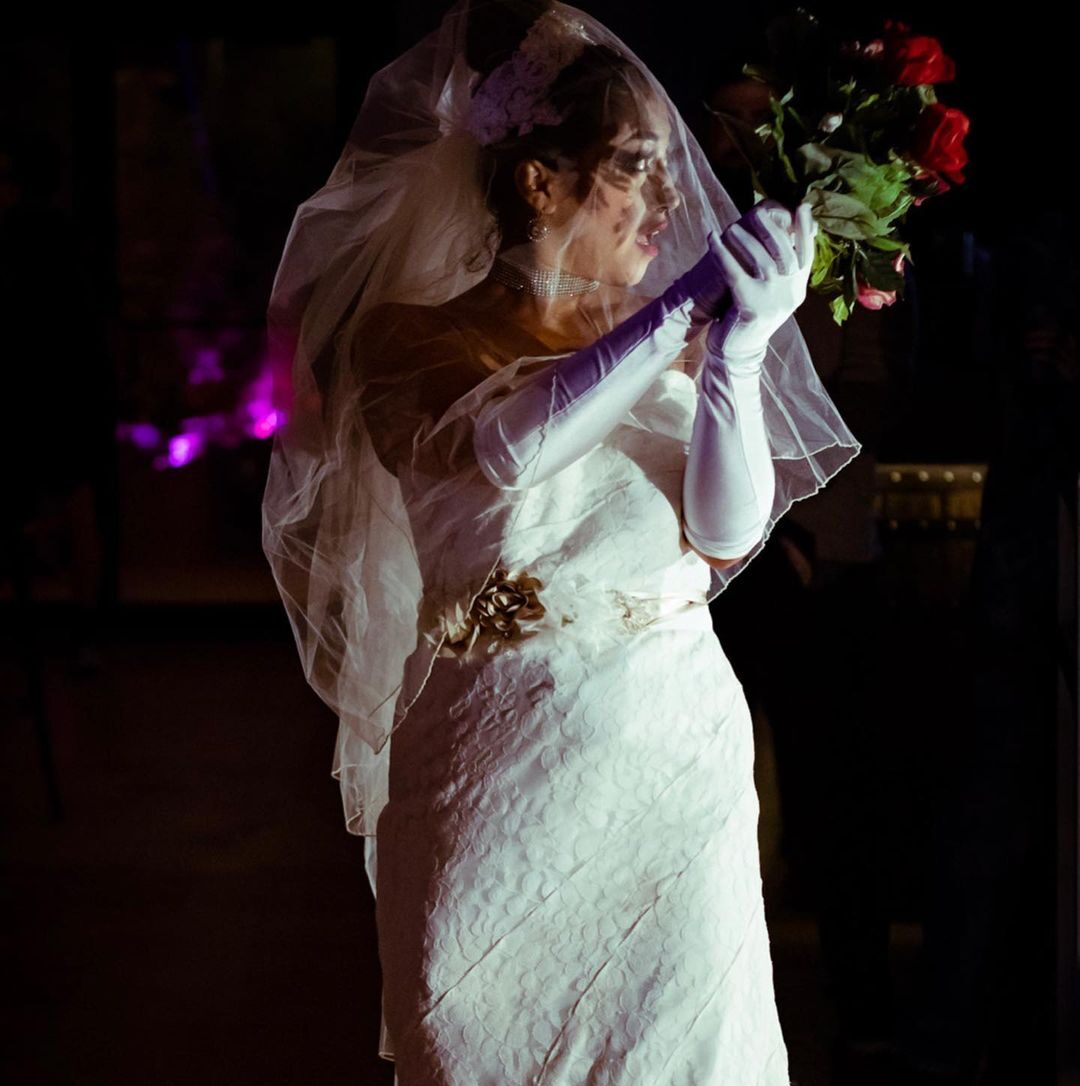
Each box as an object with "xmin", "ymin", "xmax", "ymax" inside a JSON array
[
  {"xmin": 363, "ymin": 298, "xmax": 507, "ymax": 364},
  {"xmin": 352, "ymin": 300, "xmax": 476, "ymax": 375},
  {"xmin": 357, "ymin": 299, "xmax": 465, "ymax": 339}
]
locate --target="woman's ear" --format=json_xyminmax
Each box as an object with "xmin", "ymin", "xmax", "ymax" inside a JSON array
[{"xmin": 513, "ymin": 157, "xmax": 560, "ymax": 214}]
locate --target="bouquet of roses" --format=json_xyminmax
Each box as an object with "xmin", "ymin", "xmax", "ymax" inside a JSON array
[{"xmin": 710, "ymin": 9, "xmax": 970, "ymax": 325}]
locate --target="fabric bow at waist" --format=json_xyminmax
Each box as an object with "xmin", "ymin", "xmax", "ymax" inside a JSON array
[{"xmin": 425, "ymin": 566, "xmax": 711, "ymax": 664}]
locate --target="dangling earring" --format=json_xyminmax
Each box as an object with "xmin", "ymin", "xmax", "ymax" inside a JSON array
[{"xmin": 527, "ymin": 211, "xmax": 550, "ymax": 242}]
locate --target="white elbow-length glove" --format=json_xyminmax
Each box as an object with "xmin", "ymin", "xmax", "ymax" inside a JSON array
[
  {"xmin": 472, "ymin": 244, "xmax": 730, "ymax": 491},
  {"xmin": 681, "ymin": 199, "xmax": 818, "ymax": 559}
]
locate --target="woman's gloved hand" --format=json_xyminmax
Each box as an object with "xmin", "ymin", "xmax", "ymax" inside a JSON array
[{"xmin": 706, "ymin": 198, "xmax": 817, "ymax": 365}]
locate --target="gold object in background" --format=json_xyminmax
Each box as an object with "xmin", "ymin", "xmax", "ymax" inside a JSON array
[
  {"xmin": 874, "ymin": 463, "xmax": 988, "ymax": 611},
  {"xmin": 875, "ymin": 463, "xmax": 986, "ymax": 534}
]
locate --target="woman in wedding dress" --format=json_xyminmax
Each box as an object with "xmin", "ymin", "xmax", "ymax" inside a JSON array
[{"xmin": 261, "ymin": 1, "xmax": 861, "ymax": 1083}]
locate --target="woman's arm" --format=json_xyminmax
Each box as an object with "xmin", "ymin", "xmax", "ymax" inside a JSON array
[
  {"xmin": 357, "ymin": 303, "xmax": 483, "ymax": 477},
  {"xmin": 680, "ymin": 200, "xmax": 816, "ymax": 564},
  {"xmin": 680, "ymin": 339, "xmax": 774, "ymax": 561},
  {"xmin": 682, "ymin": 530, "xmax": 745, "ymax": 570},
  {"xmin": 472, "ymin": 243, "xmax": 730, "ymax": 491}
]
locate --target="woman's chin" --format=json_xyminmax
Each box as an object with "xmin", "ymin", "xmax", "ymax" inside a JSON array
[
  {"xmin": 594, "ymin": 260, "xmax": 650, "ymax": 289},
  {"xmin": 622, "ymin": 261, "xmax": 652, "ymax": 288}
]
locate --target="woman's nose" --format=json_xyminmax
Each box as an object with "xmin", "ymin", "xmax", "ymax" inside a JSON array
[{"xmin": 650, "ymin": 174, "xmax": 681, "ymax": 213}]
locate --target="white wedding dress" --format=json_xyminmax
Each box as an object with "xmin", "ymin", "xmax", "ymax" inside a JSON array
[{"xmin": 371, "ymin": 352, "xmax": 792, "ymax": 1085}]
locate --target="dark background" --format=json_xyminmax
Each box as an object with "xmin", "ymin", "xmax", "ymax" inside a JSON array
[{"xmin": 1, "ymin": 4, "xmax": 1077, "ymax": 1085}]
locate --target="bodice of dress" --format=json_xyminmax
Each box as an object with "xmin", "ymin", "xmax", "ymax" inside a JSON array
[
  {"xmin": 333, "ymin": 301, "xmax": 715, "ymax": 839},
  {"xmin": 401, "ymin": 363, "xmax": 712, "ymax": 671}
]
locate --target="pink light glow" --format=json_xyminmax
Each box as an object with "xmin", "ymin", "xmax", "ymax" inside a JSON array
[
  {"xmin": 251, "ymin": 409, "xmax": 280, "ymax": 439},
  {"xmin": 117, "ymin": 340, "xmax": 285, "ymax": 465},
  {"xmin": 243, "ymin": 362, "xmax": 283, "ymax": 439}
]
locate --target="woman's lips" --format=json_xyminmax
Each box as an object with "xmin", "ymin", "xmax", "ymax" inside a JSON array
[{"xmin": 634, "ymin": 219, "xmax": 667, "ymax": 257}]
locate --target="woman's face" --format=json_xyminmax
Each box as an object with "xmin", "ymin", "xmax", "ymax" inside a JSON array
[{"xmin": 547, "ymin": 93, "xmax": 681, "ymax": 287}]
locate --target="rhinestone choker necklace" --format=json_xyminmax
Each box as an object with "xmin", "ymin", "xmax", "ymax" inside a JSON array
[{"xmin": 490, "ymin": 255, "xmax": 600, "ymax": 297}]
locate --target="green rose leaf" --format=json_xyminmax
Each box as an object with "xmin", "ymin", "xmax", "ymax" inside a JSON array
[
  {"xmin": 808, "ymin": 189, "xmax": 881, "ymax": 239},
  {"xmin": 795, "ymin": 142, "xmax": 835, "ymax": 179}
]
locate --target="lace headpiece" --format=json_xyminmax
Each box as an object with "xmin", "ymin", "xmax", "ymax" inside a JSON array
[{"xmin": 465, "ymin": 8, "xmax": 594, "ymax": 145}]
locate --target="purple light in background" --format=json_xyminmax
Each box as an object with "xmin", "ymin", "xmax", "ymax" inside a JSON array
[
  {"xmin": 243, "ymin": 363, "xmax": 282, "ymax": 438},
  {"xmin": 167, "ymin": 431, "xmax": 204, "ymax": 467},
  {"xmin": 116, "ymin": 421, "xmax": 162, "ymax": 449},
  {"xmin": 189, "ymin": 345, "xmax": 224, "ymax": 385},
  {"xmin": 116, "ymin": 339, "xmax": 285, "ymax": 463},
  {"xmin": 251, "ymin": 409, "xmax": 280, "ymax": 439},
  {"xmin": 246, "ymin": 391, "xmax": 280, "ymax": 438}
]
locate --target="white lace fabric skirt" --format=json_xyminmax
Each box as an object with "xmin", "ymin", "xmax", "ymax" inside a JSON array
[{"xmin": 374, "ymin": 593, "xmax": 791, "ymax": 1085}]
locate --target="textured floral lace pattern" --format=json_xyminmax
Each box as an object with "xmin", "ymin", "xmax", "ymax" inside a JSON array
[
  {"xmin": 375, "ymin": 622, "xmax": 790, "ymax": 1084},
  {"xmin": 373, "ymin": 368, "xmax": 790, "ymax": 1082}
]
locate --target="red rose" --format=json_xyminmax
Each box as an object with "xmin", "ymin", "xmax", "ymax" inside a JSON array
[
  {"xmin": 881, "ymin": 25, "xmax": 956, "ymax": 85},
  {"xmin": 909, "ymin": 102, "xmax": 970, "ymax": 185},
  {"xmin": 856, "ymin": 280, "xmax": 897, "ymax": 310}
]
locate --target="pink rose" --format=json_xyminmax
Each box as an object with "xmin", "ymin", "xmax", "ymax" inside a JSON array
[{"xmin": 856, "ymin": 280, "xmax": 897, "ymax": 310}]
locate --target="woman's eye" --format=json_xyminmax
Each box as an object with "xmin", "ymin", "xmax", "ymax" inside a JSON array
[{"xmin": 616, "ymin": 151, "xmax": 654, "ymax": 174}]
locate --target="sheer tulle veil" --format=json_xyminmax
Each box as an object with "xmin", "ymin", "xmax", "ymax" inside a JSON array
[{"xmin": 260, "ymin": 0, "xmax": 861, "ymax": 850}]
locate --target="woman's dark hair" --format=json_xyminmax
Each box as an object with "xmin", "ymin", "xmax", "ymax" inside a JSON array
[{"xmin": 464, "ymin": 0, "xmax": 654, "ymax": 253}]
